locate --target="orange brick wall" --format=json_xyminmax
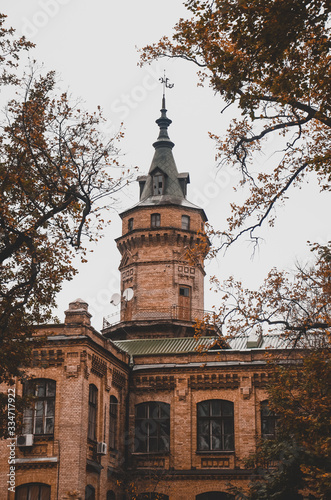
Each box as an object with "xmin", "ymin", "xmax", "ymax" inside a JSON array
[
  {"xmin": 126, "ymin": 351, "xmax": 272, "ymax": 499},
  {"xmin": 0, "ymin": 309, "xmax": 279, "ymax": 500},
  {"xmin": 121, "ymin": 206, "xmax": 205, "ymax": 235},
  {"xmin": 0, "ymin": 314, "xmax": 129, "ymax": 500},
  {"xmin": 117, "ymin": 205, "xmax": 207, "ymax": 323}
]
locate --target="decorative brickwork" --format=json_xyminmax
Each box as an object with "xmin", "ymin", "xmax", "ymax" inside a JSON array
[
  {"xmin": 0, "ymin": 104, "xmax": 299, "ymax": 500},
  {"xmin": 91, "ymin": 354, "xmax": 107, "ymax": 378},
  {"xmin": 133, "ymin": 375, "xmax": 176, "ymax": 392},
  {"xmin": 189, "ymin": 373, "xmax": 240, "ymax": 390},
  {"xmin": 112, "ymin": 369, "xmax": 126, "ymax": 389},
  {"xmin": 32, "ymin": 349, "xmax": 64, "ymax": 367}
]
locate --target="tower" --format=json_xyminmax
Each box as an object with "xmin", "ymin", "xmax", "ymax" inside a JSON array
[{"xmin": 103, "ymin": 98, "xmax": 209, "ymax": 340}]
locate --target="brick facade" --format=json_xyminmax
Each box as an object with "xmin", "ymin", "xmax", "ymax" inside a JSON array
[
  {"xmin": 0, "ymin": 103, "xmax": 295, "ymax": 500},
  {"xmin": 0, "ymin": 302, "xmax": 129, "ymax": 500},
  {"xmin": 116, "ymin": 204, "xmax": 207, "ymax": 331}
]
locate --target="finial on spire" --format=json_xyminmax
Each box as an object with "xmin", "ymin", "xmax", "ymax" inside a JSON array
[{"xmin": 159, "ymin": 70, "xmax": 174, "ymax": 109}]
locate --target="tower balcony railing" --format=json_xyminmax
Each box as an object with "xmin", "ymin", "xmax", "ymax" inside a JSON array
[{"xmin": 102, "ymin": 306, "xmax": 219, "ymax": 330}]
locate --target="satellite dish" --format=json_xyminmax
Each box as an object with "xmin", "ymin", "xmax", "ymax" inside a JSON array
[
  {"xmin": 123, "ymin": 288, "xmax": 134, "ymax": 302},
  {"xmin": 110, "ymin": 293, "xmax": 121, "ymax": 306}
]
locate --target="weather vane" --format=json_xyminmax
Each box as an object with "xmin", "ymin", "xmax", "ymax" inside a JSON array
[{"xmin": 159, "ymin": 70, "xmax": 174, "ymax": 98}]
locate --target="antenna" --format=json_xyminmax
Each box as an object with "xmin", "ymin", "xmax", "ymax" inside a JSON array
[
  {"xmin": 110, "ymin": 293, "xmax": 121, "ymax": 306},
  {"xmin": 123, "ymin": 288, "xmax": 134, "ymax": 302}
]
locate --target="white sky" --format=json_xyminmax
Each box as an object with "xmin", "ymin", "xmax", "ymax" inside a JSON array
[{"xmin": 3, "ymin": 1, "xmax": 330, "ymax": 330}]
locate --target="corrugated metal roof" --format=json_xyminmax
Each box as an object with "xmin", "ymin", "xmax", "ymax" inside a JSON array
[
  {"xmin": 112, "ymin": 337, "xmax": 214, "ymax": 355},
  {"xmin": 112, "ymin": 334, "xmax": 294, "ymax": 356}
]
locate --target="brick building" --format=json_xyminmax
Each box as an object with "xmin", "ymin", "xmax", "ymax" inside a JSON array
[{"xmin": 0, "ymin": 99, "xmax": 290, "ymax": 500}]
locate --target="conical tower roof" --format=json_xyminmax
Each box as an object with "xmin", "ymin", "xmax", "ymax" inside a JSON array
[
  {"xmin": 129, "ymin": 97, "xmax": 206, "ymax": 218},
  {"xmin": 120, "ymin": 97, "xmax": 207, "ymax": 220},
  {"xmin": 139, "ymin": 96, "xmax": 185, "ymax": 202}
]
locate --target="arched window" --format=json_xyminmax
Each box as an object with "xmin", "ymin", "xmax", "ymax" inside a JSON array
[
  {"xmin": 182, "ymin": 215, "xmax": 190, "ymax": 230},
  {"xmin": 153, "ymin": 174, "xmax": 164, "ymax": 195},
  {"xmin": 22, "ymin": 379, "xmax": 56, "ymax": 436},
  {"xmin": 106, "ymin": 491, "xmax": 116, "ymax": 500},
  {"xmin": 109, "ymin": 396, "xmax": 118, "ymax": 450},
  {"xmin": 135, "ymin": 402, "xmax": 170, "ymax": 453},
  {"xmin": 85, "ymin": 485, "xmax": 95, "ymax": 500},
  {"xmin": 15, "ymin": 483, "xmax": 51, "ymax": 500},
  {"xmin": 261, "ymin": 400, "xmax": 279, "ymax": 439},
  {"xmin": 151, "ymin": 213, "xmax": 161, "ymax": 228},
  {"xmin": 88, "ymin": 385, "xmax": 98, "ymax": 441},
  {"xmin": 197, "ymin": 400, "xmax": 234, "ymax": 451}
]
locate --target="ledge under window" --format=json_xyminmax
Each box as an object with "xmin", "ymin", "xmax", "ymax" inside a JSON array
[{"xmin": 196, "ymin": 450, "xmax": 235, "ymax": 454}]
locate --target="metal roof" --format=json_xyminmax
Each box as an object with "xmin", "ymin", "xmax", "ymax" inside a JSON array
[
  {"xmin": 119, "ymin": 101, "xmax": 207, "ymax": 222},
  {"xmin": 112, "ymin": 336, "xmax": 214, "ymax": 355},
  {"xmin": 111, "ymin": 334, "xmax": 293, "ymax": 356},
  {"xmin": 140, "ymin": 104, "xmax": 184, "ymax": 202}
]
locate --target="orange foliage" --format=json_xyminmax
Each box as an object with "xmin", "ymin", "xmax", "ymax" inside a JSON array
[
  {"xmin": 140, "ymin": 0, "xmax": 330, "ymax": 250},
  {"xmin": 0, "ymin": 18, "xmax": 131, "ymax": 384}
]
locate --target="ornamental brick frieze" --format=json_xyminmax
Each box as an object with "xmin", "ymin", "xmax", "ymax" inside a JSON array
[
  {"xmin": 112, "ymin": 368, "xmax": 126, "ymax": 389},
  {"xmin": 177, "ymin": 265, "xmax": 196, "ymax": 276},
  {"xmin": 91, "ymin": 354, "xmax": 107, "ymax": 378},
  {"xmin": 189, "ymin": 373, "xmax": 240, "ymax": 390},
  {"xmin": 32, "ymin": 349, "xmax": 64, "ymax": 368},
  {"xmin": 252, "ymin": 371, "xmax": 272, "ymax": 388},
  {"xmin": 118, "ymin": 230, "xmax": 200, "ymax": 253},
  {"xmin": 200, "ymin": 457, "xmax": 230, "ymax": 468},
  {"xmin": 133, "ymin": 456, "xmax": 166, "ymax": 469},
  {"xmin": 132, "ymin": 375, "xmax": 176, "ymax": 392}
]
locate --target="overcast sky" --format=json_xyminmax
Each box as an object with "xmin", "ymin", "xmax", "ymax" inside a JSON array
[{"xmin": 3, "ymin": 1, "xmax": 329, "ymax": 330}]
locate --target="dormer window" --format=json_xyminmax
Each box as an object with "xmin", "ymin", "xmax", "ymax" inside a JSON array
[{"xmin": 153, "ymin": 174, "xmax": 164, "ymax": 195}]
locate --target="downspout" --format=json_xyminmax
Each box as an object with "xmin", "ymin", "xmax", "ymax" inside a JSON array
[{"xmin": 125, "ymin": 355, "xmax": 134, "ymax": 467}]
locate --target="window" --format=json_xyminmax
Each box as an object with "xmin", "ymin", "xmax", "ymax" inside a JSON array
[
  {"xmin": 197, "ymin": 400, "xmax": 234, "ymax": 451},
  {"xmin": 261, "ymin": 400, "xmax": 278, "ymax": 439},
  {"xmin": 22, "ymin": 380, "xmax": 55, "ymax": 436},
  {"xmin": 128, "ymin": 218, "xmax": 134, "ymax": 231},
  {"xmin": 106, "ymin": 492, "xmax": 116, "ymax": 500},
  {"xmin": 135, "ymin": 402, "xmax": 170, "ymax": 453},
  {"xmin": 15, "ymin": 483, "xmax": 50, "ymax": 500},
  {"xmin": 88, "ymin": 385, "xmax": 98, "ymax": 441},
  {"xmin": 182, "ymin": 215, "xmax": 190, "ymax": 230},
  {"xmin": 109, "ymin": 396, "xmax": 118, "ymax": 450},
  {"xmin": 151, "ymin": 213, "xmax": 161, "ymax": 228},
  {"xmin": 179, "ymin": 286, "xmax": 190, "ymax": 297},
  {"xmin": 85, "ymin": 485, "xmax": 95, "ymax": 500},
  {"xmin": 153, "ymin": 174, "xmax": 164, "ymax": 195},
  {"xmin": 178, "ymin": 285, "xmax": 191, "ymax": 320}
]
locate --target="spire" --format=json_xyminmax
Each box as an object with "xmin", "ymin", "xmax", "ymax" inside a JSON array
[
  {"xmin": 138, "ymin": 98, "xmax": 184, "ymax": 201},
  {"xmin": 137, "ymin": 75, "xmax": 192, "ymax": 204},
  {"xmin": 153, "ymin": 72, "xmax": 175, "ymax": 150},
  {"xmin": 152, "ymin": 97, "xmax": 175, "ymax": 150}
]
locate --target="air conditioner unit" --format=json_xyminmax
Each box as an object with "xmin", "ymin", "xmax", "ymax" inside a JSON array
[
  {"xmin": 17, "ymin": 434, "xmax": 34, "ymax": 447},
  {"xmin": 96, "ymin": 442, "xmax": 107, "ymax": 455}
]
